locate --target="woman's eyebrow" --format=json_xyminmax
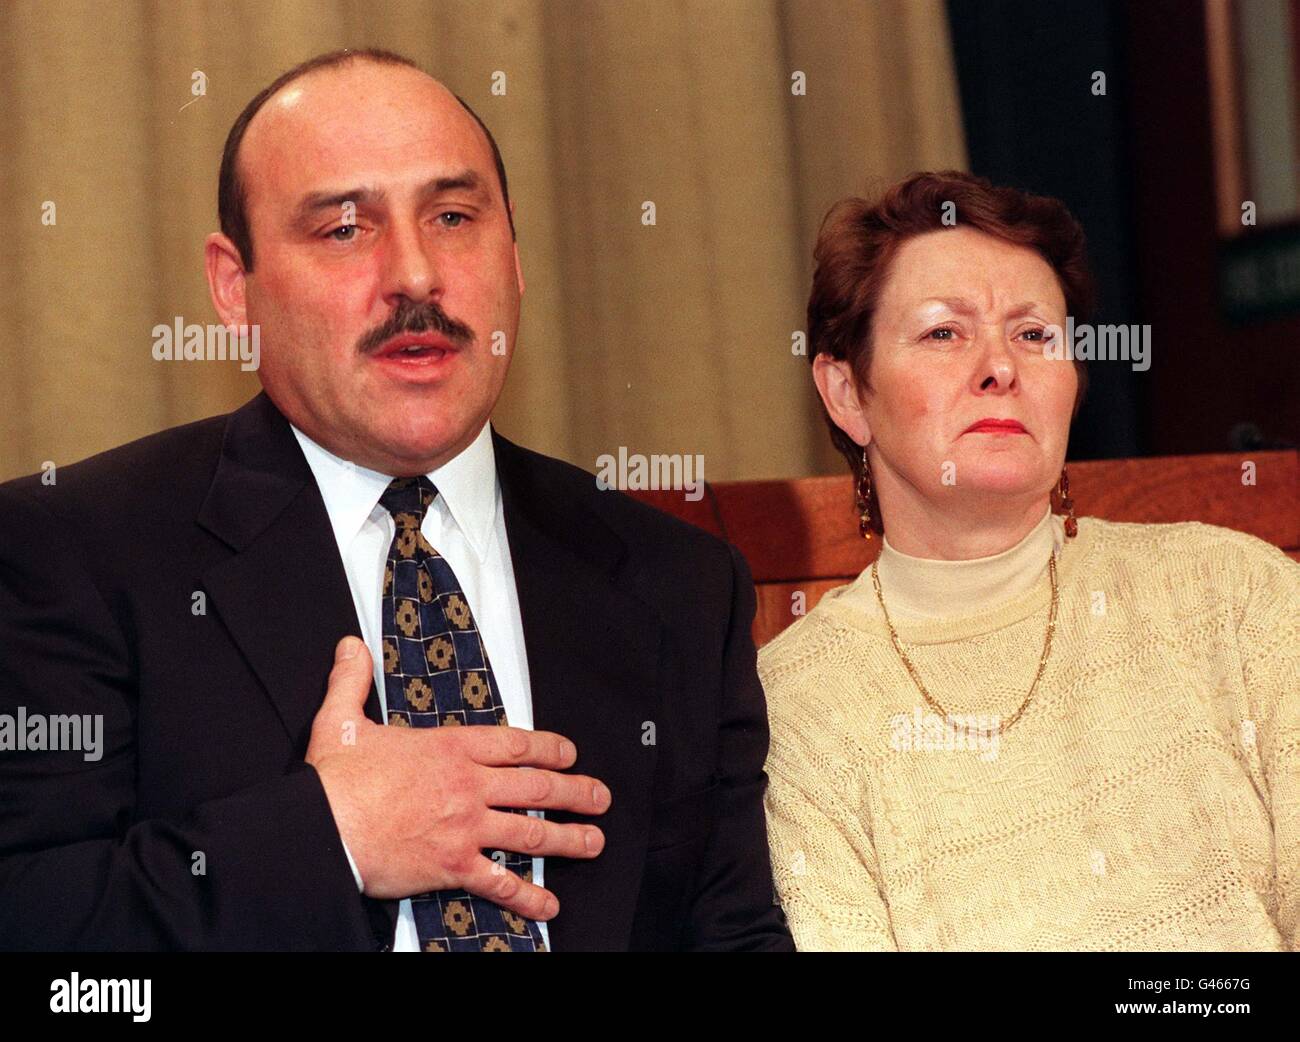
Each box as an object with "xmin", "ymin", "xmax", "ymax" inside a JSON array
[
  {"xmin": 913, "ymin": 297, "xmax": 1051, "ymax": 317},
  {"xmin": 916, "ymin": 296, "xmax": 977, "ymax": 313},
  {"xmin": 1004, "ymin": 300, "xmax": 1051, "ymax": 317}
]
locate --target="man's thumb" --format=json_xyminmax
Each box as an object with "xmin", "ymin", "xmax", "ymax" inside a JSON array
[{"xmin": 326, "ymin": 636, "xmax": 373, "ymax": 710}]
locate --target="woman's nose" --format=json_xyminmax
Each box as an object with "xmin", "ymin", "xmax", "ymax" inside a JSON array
[
  {"xmin": 983, "ymin": 359, "xmax": 1015, "ymax": 388},
  {"xmin": 974, "ymin": 334, "xmax": 1018, "ymax": 392}
]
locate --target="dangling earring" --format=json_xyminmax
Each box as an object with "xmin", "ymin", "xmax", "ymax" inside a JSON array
[
  {"xmin": 1057, "ymin": 466, "xmax": 1077, "ymax": 538},
  {"xmin": 856, "ymin": 444, "xmax": 874, "ymax": 541}
]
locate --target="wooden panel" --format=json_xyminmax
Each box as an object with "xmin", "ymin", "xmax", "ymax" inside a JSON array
[
  {"xmin": 623, "ymin": 487, "xmax": 725, "ymax": 538},
  {"xmin": 754, "ymin": 580, "xmax": 848, "ymax": 646},
  {"xmin": 710, "ymin": 476, "xmax": 875, "ymax": 583},
  {"xmin": 1065, "ymin": 451, "xmax": 1296, "ymax": 548},
  {"xmin": 630, "ymin": 450, "xmax": 1298, "ymax": 583},
  {"xmin": 627, "ymin": 450, "xmax": 1299, "ymax": 647}
]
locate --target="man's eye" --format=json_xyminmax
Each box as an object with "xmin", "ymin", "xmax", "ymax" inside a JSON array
[
  {"xmin": 326, "ymin": 224, "xmax": 359, "ymax": 242},
  {"xmin": 438, "ymin": 212, "xmax": 468, "ymax": 228},
  {"xmin": 1020, "ymin": 328, "xmax": 1045, "ymax": 342},
  {"xmin": 926, "ymin": 327, "xmax": 956, "ymax": 341}
]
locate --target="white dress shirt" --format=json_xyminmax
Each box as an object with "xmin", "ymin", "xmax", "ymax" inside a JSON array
[{"xmin": 291, "ymin": 420, "xmax": 548, "ymax": 952}]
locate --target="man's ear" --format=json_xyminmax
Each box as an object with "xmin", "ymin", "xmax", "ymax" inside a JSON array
[
  {"xmin": 812, "ymin": 354, "xmax": 872, "ymax": 447},
  {"xmin": 205, "ymin": 232, "xmax": 249, "ymax": 328},
  {"xmin": 510, "ymin": 202, "xmax": 524, "ymax": 297}
]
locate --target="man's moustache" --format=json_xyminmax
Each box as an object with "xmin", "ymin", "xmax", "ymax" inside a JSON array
[{"xmin": 359, "ymin": 308, "xmax": 474, "ymax": 353}]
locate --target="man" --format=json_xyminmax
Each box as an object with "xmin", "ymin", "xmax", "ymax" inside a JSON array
[{"xmin": 0, "ymin": 48, "xmax": 793, "ymax": 952}]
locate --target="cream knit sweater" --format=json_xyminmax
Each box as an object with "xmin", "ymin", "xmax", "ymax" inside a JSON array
[{"xmin": 759, "ymin": 512, "xmax": 1300, "ymax": 951}]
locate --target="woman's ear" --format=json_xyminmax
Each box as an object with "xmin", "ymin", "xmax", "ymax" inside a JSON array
[{"xmin": 812, "ymin": 354, "xmax": 872, "ymax": 447}]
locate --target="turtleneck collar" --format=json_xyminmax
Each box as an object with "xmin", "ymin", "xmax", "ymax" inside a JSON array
[{"xmin": 870, "ymin": 506, "xmax": 1063, "ymax": 620}]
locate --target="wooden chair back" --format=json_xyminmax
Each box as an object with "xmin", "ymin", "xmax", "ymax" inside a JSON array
[{"xmin": 628, "ymin": 450, "xmax": 1299, "ymax": 647}]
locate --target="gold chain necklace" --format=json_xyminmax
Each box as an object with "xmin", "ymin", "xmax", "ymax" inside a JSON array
[{"xmin": 870, "ymin": 551, "xmax": 1059, "ymax": 737}]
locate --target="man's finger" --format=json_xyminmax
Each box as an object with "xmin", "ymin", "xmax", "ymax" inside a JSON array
[
  {"xmin": 479, "ymin": 809, "xmax": 605, "ymax": 860},
  {"xmin": 482, "ymin": 767, "xmax": 611, "ymax": 816},
  {"xmin": 462, "ymin": 853, "xmax": 559, "ymax": 922},
  {"xmin": 449, "ymin": 726, "xmax": 578, "ymax": 769}
]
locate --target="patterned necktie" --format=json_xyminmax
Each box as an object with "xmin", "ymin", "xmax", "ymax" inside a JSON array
[{"xmin": 378, "ymin": 476, "xmax": 546, "ymax": 952}]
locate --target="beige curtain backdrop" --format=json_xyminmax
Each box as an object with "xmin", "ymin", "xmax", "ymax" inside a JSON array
[{"xmin": 0, "ymin": 0, "xmax": 967, "ymax": 483}]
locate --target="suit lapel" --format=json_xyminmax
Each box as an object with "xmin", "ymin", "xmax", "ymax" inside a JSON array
[
  {"xmin": 197, "ymin": 393, "xmax": 384, "ymax": 744},
  {"xmin": 197, "ymin": 393, "xmax": 398, "ymax": 947},
  {"xmin": 493, "ymin": 427, "xmax": 664, "ymax": 952}
]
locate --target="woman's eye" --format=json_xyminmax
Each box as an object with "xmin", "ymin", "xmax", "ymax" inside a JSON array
[
  {"xmin": 1021, "ymin": 328, "xmax": 1044, "ymax": 341},
  {"xmin": 926, "ymin": 327, "xmax": 956, "ymax": 341}
]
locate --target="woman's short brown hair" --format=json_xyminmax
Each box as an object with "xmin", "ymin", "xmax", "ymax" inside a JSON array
[{"xmin": 806, "ymin": 170, "xmax": 1095, "ymax": 531}]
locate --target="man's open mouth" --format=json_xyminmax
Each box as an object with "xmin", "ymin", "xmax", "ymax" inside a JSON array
[{"xmin": 374, "ymin": 333, "xmax": 459, "ymax": 360}]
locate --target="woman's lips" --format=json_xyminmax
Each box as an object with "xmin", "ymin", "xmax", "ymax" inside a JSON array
[{"xmin": 963, "ymin": 419, "xmax": 1028, "ymax": 435}]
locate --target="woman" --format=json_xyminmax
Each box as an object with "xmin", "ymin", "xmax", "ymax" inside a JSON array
[{"xmin": 760, "ymin": 170, "xmax": 1299, "ymax": 951}]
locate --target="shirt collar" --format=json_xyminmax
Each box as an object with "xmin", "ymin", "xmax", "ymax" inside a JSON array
[{"xmin": 289, "ymin": 421, "xmax": 499, "ymax": 562}]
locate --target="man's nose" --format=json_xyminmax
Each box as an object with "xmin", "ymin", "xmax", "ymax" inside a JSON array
[{"xmin": 380, "ymin": 218, "xmax": 443, "ymax": 303}]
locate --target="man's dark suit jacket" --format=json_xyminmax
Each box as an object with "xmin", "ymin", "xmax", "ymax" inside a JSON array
[{"xmin": 0, "ymin": 392, "xmax": 794, "ymax": 951}]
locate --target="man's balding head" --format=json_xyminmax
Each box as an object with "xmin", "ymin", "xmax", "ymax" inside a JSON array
[{"xmin": 218, "ymin": 48, "xmax": 513, "ymax": 272}]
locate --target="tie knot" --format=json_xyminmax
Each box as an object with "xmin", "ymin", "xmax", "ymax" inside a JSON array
[{"xmin": 379, "ymin": 476, "xmax": 436, "ymax": 529}]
